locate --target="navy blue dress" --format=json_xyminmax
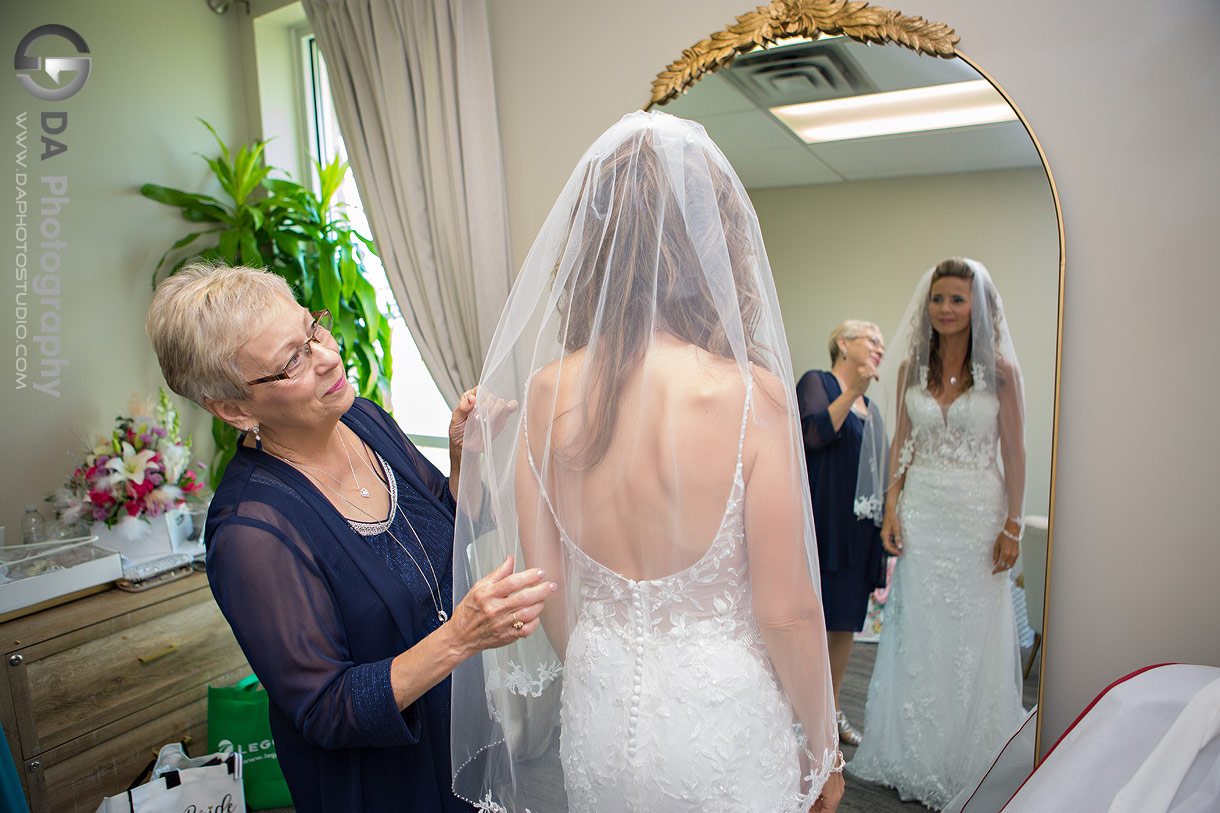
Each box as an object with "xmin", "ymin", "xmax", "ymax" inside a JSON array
[
  {"xmin": 205, "ymin": 398, "xmax": 475, "ymax": 813},
  {"xmin": 796, "ymin": 370, "xmax": 887, "ymax": 631}
]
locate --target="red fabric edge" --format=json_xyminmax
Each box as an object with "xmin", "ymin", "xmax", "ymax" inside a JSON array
[{"xmin": 997, "ymin": 662, "xmax": 1178, "ymax": 811}]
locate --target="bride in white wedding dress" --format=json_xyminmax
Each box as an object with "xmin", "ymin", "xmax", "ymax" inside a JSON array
[
  {"xmin": 848, "ymin": 258, "xmax": 1028, "ymax": 809},
  {"xmin": 449, "ymin": 111, "xmax": 843, "ymax": 813}
]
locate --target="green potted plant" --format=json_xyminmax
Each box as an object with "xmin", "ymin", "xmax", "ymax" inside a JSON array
[{"xmin": 142, "ymin": 122, "xmax": 394, "ymax": 488}]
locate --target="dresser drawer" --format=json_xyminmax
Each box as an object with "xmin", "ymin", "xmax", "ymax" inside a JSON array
[
  {"xmin": 8, "ymin": 589, "xmax": 246, "ymax": 758},
  {"xmin": 28, "ymin": 694, "xmax": 210, "ymax": 812}
]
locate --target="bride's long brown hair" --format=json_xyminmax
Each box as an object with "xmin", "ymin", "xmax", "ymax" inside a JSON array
[{"xmin": 554, "ymin": 132, "xmax": 770, "ymax": 468}]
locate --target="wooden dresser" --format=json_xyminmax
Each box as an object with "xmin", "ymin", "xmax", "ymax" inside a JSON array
[{"xmin": 0, "ymin": 572, "xmax": 250, "ymax": 812}]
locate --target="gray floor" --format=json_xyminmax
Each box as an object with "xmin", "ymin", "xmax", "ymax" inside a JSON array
[{"xmin": 264, "ymin": 638, "xmax": 1041, "ymax": 813}]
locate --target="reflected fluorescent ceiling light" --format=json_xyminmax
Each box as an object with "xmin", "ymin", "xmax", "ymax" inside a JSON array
[{"xmin": 771, "ymin": 79, "xmax": 1016, "ymax": 143}]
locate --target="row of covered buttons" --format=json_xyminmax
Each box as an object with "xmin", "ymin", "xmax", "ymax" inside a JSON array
[{"xmin": 627, "ymin": 587, "xmax": 648, "ymax": 758}]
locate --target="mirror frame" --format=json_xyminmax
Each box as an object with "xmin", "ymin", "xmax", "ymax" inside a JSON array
[{"xmin": 647, "ymin": 0, "xmax": 1065, "ymax": 759}]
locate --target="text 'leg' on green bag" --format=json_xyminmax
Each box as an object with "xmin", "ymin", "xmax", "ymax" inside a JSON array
[{"xmin": 208, "ymin": 674, "xmax": 293, "ymax": 810}]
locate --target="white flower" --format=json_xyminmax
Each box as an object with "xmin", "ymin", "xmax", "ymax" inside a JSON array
[
  {"xmin": 159, "ymin": 442, "xmax": 188, "ymax": 483},
  {"xmin": 106, "ymin": 442, "xmax": 157, "ymax": 485}
]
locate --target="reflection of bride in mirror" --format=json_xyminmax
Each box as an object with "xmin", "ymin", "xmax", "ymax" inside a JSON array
[{"xmin": 848, "ymin": 258, "xmax": 1027, "ymax": 809}]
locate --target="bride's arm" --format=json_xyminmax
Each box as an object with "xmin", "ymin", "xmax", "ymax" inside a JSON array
[
  {"xmin": 514, "ymin": 374, "xmax": 571, "ymax": 659},
  {"xmin": 743, "ymin": 371, "xmax": 840, "ymax": 798},
  {"xmin": 881, "ymin": 360, "xmax": 913, "ymax": 556},
  {"xmin": 992, "ymin": 358, "xmax": 1026, "ymax": 573}
]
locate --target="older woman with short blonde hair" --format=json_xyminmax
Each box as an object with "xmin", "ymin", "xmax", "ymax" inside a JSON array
[
  {"xmin": 796, "ymin": 318, "xmax": 888, "ymax": 747},
  {"xmin": 147, "ymin": 262, "xmax": 552, "ymax": 813}
]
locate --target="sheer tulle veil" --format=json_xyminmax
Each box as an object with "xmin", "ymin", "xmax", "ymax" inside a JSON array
[{"xmin": 451, "ymin": 111, "xmax": 838, "ymax": 811}]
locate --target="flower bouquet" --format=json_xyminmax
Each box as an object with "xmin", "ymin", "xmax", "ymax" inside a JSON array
[{"xmin": 49, "ymin": 390, "xmax": 207, "ymax": 541}]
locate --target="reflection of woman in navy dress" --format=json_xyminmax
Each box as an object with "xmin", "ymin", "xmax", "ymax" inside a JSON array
[{"xmin": 797, "ymin": 320, "xmax": 887, "ymax": 746}]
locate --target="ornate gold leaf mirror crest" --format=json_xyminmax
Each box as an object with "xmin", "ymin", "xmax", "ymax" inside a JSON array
[{"xmin": 648, "ymin": 0, "xmax": 1064, "ymax": 770}]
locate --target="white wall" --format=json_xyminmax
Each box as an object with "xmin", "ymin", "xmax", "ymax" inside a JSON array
[
  {"xmin": 1, "ymin": 2, "xmax": 250, "ymax": 533},
  {"xmin": 486, "ymin": 0, "xmax": 1220, "ymax": 747}
]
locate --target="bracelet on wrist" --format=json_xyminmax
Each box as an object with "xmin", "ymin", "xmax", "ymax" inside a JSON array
[{"xmin": 1001, "ymin": 526, "xmax": 1023, "ymax": 542}]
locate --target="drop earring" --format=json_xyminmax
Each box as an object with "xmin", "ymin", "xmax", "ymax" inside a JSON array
[{"xmin": 250, "ymin": 424, "xmax": 262, "ymax": 451}]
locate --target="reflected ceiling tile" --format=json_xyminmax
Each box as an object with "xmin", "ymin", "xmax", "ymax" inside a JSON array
[
  {"xmin": 833, "ymin": 42, "xmax": 979, "ymax": 92},
  {"xmin": 659, "ymin": 73, "xmax": 755, "ymax": 117},
  {"xmin": 815, "ymin": 121, "xmax": 1042, "ymax": 181},
  {"xmin": 726, "ymin": 145, "xmax": 841, "ymax": 189},
  {"xmin": 694, "ymin": 110, "xmax": 801, "ymax": 153}
]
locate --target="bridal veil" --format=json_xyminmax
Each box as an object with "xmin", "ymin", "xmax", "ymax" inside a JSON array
[{"xmin": 451, "ymin": 110, "xmax": 838, "ymax": 811}]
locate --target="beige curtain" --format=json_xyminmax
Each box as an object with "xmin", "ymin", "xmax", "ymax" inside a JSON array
[{"xmin": 301, "ymin": 0, "xmax": 513, "ymax": 405}]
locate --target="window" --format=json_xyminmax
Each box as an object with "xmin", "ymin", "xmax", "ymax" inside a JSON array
[{"xmin": 301, "ymin": 34, "xmax": 454, "ymax": 473}]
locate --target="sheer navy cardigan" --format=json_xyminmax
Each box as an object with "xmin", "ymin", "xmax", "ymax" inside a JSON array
[{"xmin": 204, "ymin": 398, "xmax": 472, "ymax": 813}]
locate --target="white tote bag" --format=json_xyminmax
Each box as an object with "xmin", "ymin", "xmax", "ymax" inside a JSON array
[{"xmin": 95, "ymin": 743, "xmax": 244, "ymax": 813}]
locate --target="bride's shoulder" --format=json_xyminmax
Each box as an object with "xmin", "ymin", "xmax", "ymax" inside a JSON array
[
  {"xmin": 994, "ymin": 356, "xmax": 1021, "ymax": 387},
  {"xmin": 529, "ymin": 350, "xmax": 588, "ymax": 395},
  {"xmin": 746, "ymin": 365, "xmax": 790, "ymax": 425}
]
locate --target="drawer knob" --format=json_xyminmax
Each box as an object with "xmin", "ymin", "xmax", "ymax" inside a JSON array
[
  {"xmin": 8, "ymin": 654, "xmax": 21, "ymax": 667},
  {"xmin": 27, "ymin": 761, "xmax": 39, "ymax": 773},
  {"xmin": 137, "ymin": 644, "xmax": 179, "ymax": 664}
]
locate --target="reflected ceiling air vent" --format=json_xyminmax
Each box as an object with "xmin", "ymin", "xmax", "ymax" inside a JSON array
[{"xmin": 720, "ymin": 40, "xmax": 878, "ymax": 108}]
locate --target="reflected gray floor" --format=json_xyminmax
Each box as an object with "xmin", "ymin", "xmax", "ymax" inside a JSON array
[{"xmin": 263, "ymin": 638, "xmax": 1041, "ymax": 813}]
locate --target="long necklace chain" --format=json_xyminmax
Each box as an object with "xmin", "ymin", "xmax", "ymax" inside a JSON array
[
  {"xmin": 268, "ymin": 435, "xmax": 448, "ymax": 622},
  {"xmin": 348, "ymin": 443, "xmax": 449, "ymax": 622}
]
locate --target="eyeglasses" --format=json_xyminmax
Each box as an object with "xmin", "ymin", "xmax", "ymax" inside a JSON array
[
  {"xmin": 850, "ymin": 334, "xmax": 886, "ymax": 353},
  {"xmin": 246, "ymin": 310, "xmax": 334, "ymax": 386}
]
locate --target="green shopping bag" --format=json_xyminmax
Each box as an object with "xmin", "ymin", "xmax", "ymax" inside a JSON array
[{"xmin": 208, "ymin": 674, "xmax": 293, "ymax": 809}]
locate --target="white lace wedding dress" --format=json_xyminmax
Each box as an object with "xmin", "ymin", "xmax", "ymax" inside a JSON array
[
  {"xmin": 542, "ymin": 379, "xmax": 822, "ymax": 813},
  {"xmin": 848, "ymin": 384, "xmax": 1026, "ymax": 809}
]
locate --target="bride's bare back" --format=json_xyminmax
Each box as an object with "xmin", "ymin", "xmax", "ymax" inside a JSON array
[{"xmin": 524, "ymin": 333, "xmax": 757, "ymax": 581}]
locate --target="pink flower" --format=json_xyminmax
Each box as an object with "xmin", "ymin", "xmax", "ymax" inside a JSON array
[{"xmin": 125, "ymin": 501, "xmax": 142, "ymax": 517}]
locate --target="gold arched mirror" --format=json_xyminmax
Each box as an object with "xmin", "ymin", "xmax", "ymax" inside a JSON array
[{"xmin": 649, "ymin": 0, "xmax": 1064, "ymax": 790}]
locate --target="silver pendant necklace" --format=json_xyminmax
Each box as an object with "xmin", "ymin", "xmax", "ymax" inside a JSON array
[
  {"xmin": 337, "ymin": 428, "xmax": 371, "ymax": 498},
  {"xmin": 273, "ymin": 426, "xmax": 370, "ymax": 498},
  {"xmin": 269, "ymin": 437, "xmax": 448, "ymax": 623}
]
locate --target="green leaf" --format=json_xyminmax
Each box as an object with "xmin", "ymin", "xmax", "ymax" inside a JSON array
[
  {"xmin": 357, "ymin": 342, "xmax": 382, "ymax": 397},
  {"xmin": 152, "ymin": 229, "xmax": 222, "ymax": 280},
  {"xmin": 141, "ymin": 184, "xmax": 231, "ymax": 224},
  {"xmin": 238, "ymin": 231, "xmax": 262, "ymax": 267},
  {"xmin": 339, "ymin": 245, "xmax": 358, "ymax": 299},
  {"xmin": 352, "ymin": 274, "xmax": 382, "ymax": 338},
  {"xmin": 335, "ymin": 306, "xmax": 358, "ymax": 351},
  {"xmin": 317, "ymin": 249, "xmax": 341, "ymax": 316},
  {"xmin": 140, "ymin": 184, "xmax": 226, "ymax": 211},
  {"xmin": 316, "ymin": 155, "xmax": 348, "ymax": 212},
  {"xmin": 217, "ymin": 230, "xmax": 240, "ymax": 264}
]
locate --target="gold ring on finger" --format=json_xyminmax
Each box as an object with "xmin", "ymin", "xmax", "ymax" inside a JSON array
[{"xmin": 512, "ymin": 619, "xmax": 524, "ymax": 632}]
